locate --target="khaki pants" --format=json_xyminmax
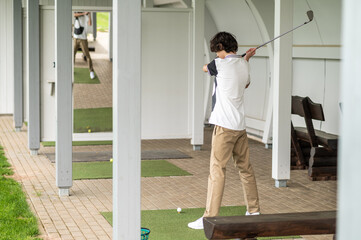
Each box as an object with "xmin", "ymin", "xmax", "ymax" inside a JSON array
[
  {"xmin": 203, "ymin": 125, "xmax": 260, "ymax": 217},
  {"xmin": 73, "ymin": 38, "xmax": 93, "ymax": 72}
]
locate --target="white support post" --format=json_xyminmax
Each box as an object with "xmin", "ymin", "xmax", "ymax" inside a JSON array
[
  {"xmin": 92, "ymin": 12, "xmax": 97, "ymax": 41},
  {"xmin": 191, "ymin": 0, "xmax": 205, "ymax": 151},
  {"xmin": 109, "ymin": 12, "xmax": 113, "ymax": 61},
  {"xmin": 55, "ymin": 0, "xmax": 72, "ymax": 197},
  {"xmin": 13, "ymin": 0, "xmax": 23, "ymax": 132},
  {"xmin": 272, "ymin": 0, "xmax": 293, "ymax": 187},
  {"xmin": 27, "ymin": 0, "xmax": 40, "ymax": 155},
  {"xmin": 112, "ymin": 0, "xmax": 141, "ymax": 239},
  {"xmin": 142, "ymin": 0, "xmax": 154, "ymax": 8},
  {"xmin": 337, "ymin": 0, "xmax": 361, "ymax": 238}
]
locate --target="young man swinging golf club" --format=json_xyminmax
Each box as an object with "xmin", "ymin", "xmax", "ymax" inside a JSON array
[{"xmin": 188, "ymin": 32, "xmax": 260, "ymax": 230}]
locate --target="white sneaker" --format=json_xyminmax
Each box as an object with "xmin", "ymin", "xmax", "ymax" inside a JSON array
[
  {"xmin": 188, "ymin": 217, "xmax": 204, "ymax": 230},
  {"xmin": 90, "ymin": 71, "xmax": 95, "ymax": 79},
  {"xmin": 245, "ymin": 211, "xmax": 260, "ymax": 216}
]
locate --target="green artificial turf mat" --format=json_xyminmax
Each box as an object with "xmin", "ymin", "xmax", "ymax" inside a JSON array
[
  {"xmin": 102, "ymin": 206, "xmax": 300, "ymax": 240},
  {"xmin": 73, "ymin": 160, "xmax": 191, "ymax": 180},
  {"xmin": 74, "ymin": 67, "xmax": 100, "ymax": 84},
  {"xmin": 101, "ymin": 206, "xmax": 246, "ymax": 240},
  {"xmin": 41, "ymin": 140, "xmax": 113, "ymax": 147},
  {"xmin": 73, "ymin": 107, "xmax": 112, "ymax": 133},
  {"xmin": 0, "ymin": 146, "xmax": 40, "ymax": 240}
]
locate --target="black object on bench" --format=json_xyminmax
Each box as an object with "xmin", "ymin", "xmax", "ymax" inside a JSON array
[
  {"xmin": 78, "ymin": 46, "xmax": 95, "ymax": 52},
  {"xmin": 203, "ymin": 211, "xmax": 336, "ymax": 240},
  {"xmin": 290, "ymin": 96, "xmax": 338, "ymax": 180}
]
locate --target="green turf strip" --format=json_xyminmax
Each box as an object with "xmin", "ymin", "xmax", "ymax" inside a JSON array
[
  {"xmin": 41, "ymin": 140, "xmax": 112, "ymax": 147},
  {"xmin": 102, "ymin": 206, "xmax": 300, "ymax": 240},
  {"xmin": 74, "ymin": 67, "xmax": 100, "ymax": 84},
  {"xmin": 73, "ymin": 107, "xmax": 112, "ymax": 133},
  {"xmin": 73, "ymin": 160, "xmax": 191, "ymax": 180},
  {"xmin": 0, "ymin": 146, "xmax": 40, "ymax": 240}
]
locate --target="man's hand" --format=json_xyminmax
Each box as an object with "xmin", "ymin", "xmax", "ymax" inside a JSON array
[{"xmin": 244, "ymin": 48, "xmax": 256, "ymax": 61}]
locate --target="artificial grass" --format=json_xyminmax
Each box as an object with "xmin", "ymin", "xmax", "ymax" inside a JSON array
[
  {"xmin": 41, "ymin": 140, "xmax": 112, "ymax": 147},
  {"xmin": 73, "ymin": 160, "xmax": 191, "ymax": 180},
  {"xmin": 0, "ymin": 146, "xmax": 40, "ymax": 240},
  {"xmin": 74, "ymin": 67, "xmax": 100, "ymax": 84},
  {"xmin": 96, "ymin": 12, "xmax": 109, "ymax": 32},
  {"xmin": 102, "ymin": 206, "xmax": 247, "ymax": 240},
  {"xmin": 102, "ymin": 206, "xmax": 300, "ymax": 240},
  {"xmin": 73, "ymin": 107, "xmax": 112, "ymax": 133}
]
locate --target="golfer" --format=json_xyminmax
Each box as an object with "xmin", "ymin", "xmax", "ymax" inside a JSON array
[{"xmin": 188, "ymin": 32, "xmax": 260, "ymax": 230}]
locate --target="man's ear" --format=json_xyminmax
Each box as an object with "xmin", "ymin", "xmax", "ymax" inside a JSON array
[{"xmin": 217, "ymin": 43, "xmax": 224, "ymax": 51}]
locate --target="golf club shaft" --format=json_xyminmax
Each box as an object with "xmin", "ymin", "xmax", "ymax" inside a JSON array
[{"xmin": 241, "ymin": 20, "xmax": 310, "ymax": 57}]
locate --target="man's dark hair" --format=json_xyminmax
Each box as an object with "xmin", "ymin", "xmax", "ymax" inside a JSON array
[{"xmin": 210, "ymin": 32, "xmax": 238, "ymax": 53}]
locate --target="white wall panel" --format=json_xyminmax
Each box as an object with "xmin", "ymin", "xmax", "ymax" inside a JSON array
[
  {"xmin": 141, "ymin": 10, "xmax": 191, "ymax": 139},
  {"xmin": 0, "ymin": 0, "xmax": 14, "ymax": 114},
  {"xmin": 40, "ymin": 9, "xmax": 56, "ymax": 141},
  {"xmin": 322, "ymin": 60, "xmax": 340, "ymax": 134}
]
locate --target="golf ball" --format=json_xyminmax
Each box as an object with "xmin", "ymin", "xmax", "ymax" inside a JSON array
[
  {"xmin": 110, "ymin": 158, "xmax": 113, "ymax": 162},
  {"xmin": 177, "ymin": 207, "xmax": 182, "ymax": 213},
  {"xmin": 88, "ymin": 129, "xmax": 91, "ymax": 133}
]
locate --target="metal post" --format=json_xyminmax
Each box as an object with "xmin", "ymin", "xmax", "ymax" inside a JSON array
[
  {"xmin": 27, "ymin": 0, "xmax": 40, "ymax": 155},
  {"xmin": 191, "ymin": 0, "xmax": 205, "ymax": 151},
  {"xmin": 272, "ymin": 0, "xmax": 293, "ymax": 187},
  {"xmin": 112, "ymin": 0, "xmax": 141, "ymax": 239},
  {"xmin": 13, "ymin": 0, "xmax": 23, "ymax": 132},
  {"xmin": 55, "ymin": 0, "xmax": 73, "ymax": 196}
]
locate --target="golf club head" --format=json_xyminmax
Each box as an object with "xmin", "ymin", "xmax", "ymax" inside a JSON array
[{"xmin": 307, "ymin": 10, "xmax": 314, "ymax": 22}]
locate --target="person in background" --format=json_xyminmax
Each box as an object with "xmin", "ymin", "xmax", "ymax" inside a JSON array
[
  {"xmin": 73, "ymin": 12, "xmax": 95, "ymax": 79},
  {"xmin": 188, "ymin": 32, "xmax": 260, "ymax": 230}
]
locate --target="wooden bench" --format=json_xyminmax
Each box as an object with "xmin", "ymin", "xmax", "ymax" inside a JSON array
[
  {"xmin": 290, "ymin": 96, "xmax": 338, "ymax": 180},
  {"xmin": 203, "ymin": 211, "xmax": 336, "ymax": 240}
]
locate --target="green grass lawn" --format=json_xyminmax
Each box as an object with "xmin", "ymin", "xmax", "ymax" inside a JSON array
[
  {"xmin": 0, "ymin": 146, "xmax": 40, "ymax": 240},
  {"xmin": 74, "ymin": 107, "xmax": 112, "ymax": 133},
  {"xmin": 97, "ymin": 12, "xmax": 109, "ymax": 32},
  {"xmin": 73, "ymin": 160, "xmax": 191, "ymax": 180}
]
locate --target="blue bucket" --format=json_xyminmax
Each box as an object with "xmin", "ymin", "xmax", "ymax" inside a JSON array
[{"xmin": 141, "ymin": 228, "xmax": 150, "ymax": 240}]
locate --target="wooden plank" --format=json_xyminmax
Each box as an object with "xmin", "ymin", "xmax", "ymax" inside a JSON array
[{"xmin": 203, "ymin": 211, "xmax": 336, "ymax": 239}]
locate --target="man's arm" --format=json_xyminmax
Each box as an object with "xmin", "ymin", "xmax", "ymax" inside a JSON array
[
  {"xmin": 88, "ymin": 12, "xmax": 92, "ymax": 26},
  {"xmin": 74, "ymin": 12, "xmax": 87, "ymax": 17},
  {"xmin": 244, "ymin": 48, "xmax": 256, "ymax": 61},
  {"xmin": 203, "ymin": 64, "xmax": 208, "ymax": 72}
]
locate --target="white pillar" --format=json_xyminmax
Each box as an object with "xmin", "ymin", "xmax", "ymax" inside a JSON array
[
  {"xmin": 272, "ymin": 0, "xmax": 293, "ymax": 187},
  {"xmin": 191, "ymin": 0, "xmax": 205, "ymax": 151},
  {"xmin": 337, "ymin": 0, "xmax": 361, "ymax": 238},
  {"xmin": 27, "ymin": 0, "xmax": 40, "ymax": 155},
  {"xmin": 55, "ymin": 0, "xmax": 72, "ymax": 196},
  {"xmin": 92, "ymin": 12, "xmax": 97, "ymax": 41},
  {"xmin": 112, "ymin": 0, "xmax": 141, "ymax": 239},
  {"xmin": 13, "ymin": 0, "xmax": 23, "ymax": 132}
]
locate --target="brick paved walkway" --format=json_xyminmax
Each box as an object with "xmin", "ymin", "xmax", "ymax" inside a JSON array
[
  {"xmin": 0, "ymin": 32, "xmax": 337, "ymax": 240},
  {"xmin": 0, "ymin": 117, "xmax": 336, "ymax": 240}
]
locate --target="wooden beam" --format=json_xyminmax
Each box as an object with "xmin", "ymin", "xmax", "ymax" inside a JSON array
[{"xmin": 204, "ymin": 211, "xmax": 336, "ymax": 239}]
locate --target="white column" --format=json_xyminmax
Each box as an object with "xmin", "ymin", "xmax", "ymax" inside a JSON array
[
  {"xmin": 112, "ymin": 0, "xmax": 141, "ymax": 239},
  {"xmin": 191, "ymin": 0, "xmax": 205, "ymax": 151},
  {"xmin": 272, "ymin": 0, "xmax": 293, "ymax": 188},
  {"xmin": 13, "ymin": 0, "xmax": 23, "ymax": 132},
  {"xmin": 337, "ymin": 0, "xmax": 361, "ymax": 238},
  {"xmin": 92, "ymin": 12, "xmax": 97, "ymax": 41},
  {"xmin": 27, "ymin": 0, "xmax": 40, "ymax": 155},
  {"xmin": 55, "ymin": 0, "xmax": 72, "ymax": 196}
]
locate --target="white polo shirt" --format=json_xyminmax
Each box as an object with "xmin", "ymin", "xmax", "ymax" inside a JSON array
[
  {"xmin": 74, "ymin": 14, "xmax": 88, "ymax": 40},
  {"xmin": 207, "ymin": 55, "xmax": 250, "ymax": 131}
]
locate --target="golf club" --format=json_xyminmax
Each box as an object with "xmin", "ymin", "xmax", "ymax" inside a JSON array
[{"xmin": 241, "ymin": 10, "xmax": 314, "ymax": 57}]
